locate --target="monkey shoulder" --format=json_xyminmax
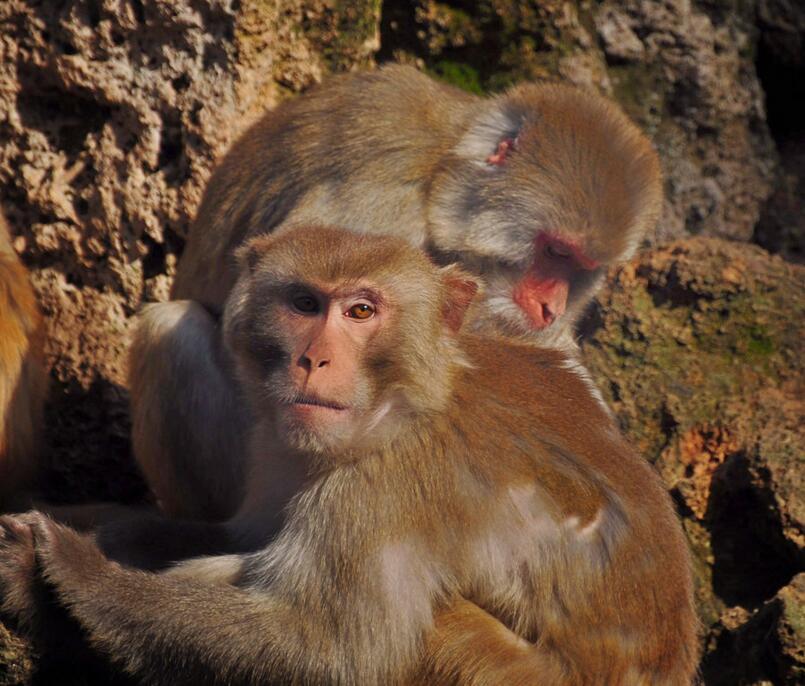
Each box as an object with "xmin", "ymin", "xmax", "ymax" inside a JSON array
[
  {"xmin": 456, "ymin": 336, "xmax": 610, "ymax": 421},
  {"xmin": 449, "ymin": 336, "xmax": 671, "ymax": 519}
]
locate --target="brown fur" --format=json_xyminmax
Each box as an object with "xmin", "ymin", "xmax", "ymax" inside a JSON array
[
  {"xmin": 0, "ymin": 213, "xmax": 46, "ymax": 505},
  {"xmin": 0, "ymin": 227, "xmax": 697, "ymax": 685}
]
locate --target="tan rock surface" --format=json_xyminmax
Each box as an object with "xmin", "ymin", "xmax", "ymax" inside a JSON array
[{"xmin": 0, "ymin": 0, "xmax": 380, "ymax": 503}]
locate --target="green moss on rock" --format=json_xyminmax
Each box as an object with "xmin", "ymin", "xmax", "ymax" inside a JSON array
[
  {"xmin": 379, "ymin": 0, "xmax": 595, "ymax": 93},
  {"xmin": 429, "ymin": 60, "xmax": 484, "ymax": 93}
]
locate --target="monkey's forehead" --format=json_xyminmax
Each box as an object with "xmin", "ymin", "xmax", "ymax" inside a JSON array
[{"xmin": 248, "ymin": 225, "xmax": 439, "ymax": 281}]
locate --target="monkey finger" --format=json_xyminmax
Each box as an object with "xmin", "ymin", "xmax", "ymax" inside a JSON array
[
  {"xmin": 0, "ymin": 513, "xmax": 40, "ymax": 559},
  {"xmin": 29, "ymin": 514, "xmax": 111, "ymax": 586},
  {"xmin": 0, "ymin": 514, "xmax": 39, "ymax": 622},
  {"xmin": 0, "ymin": 513, "xmax": 36, "ymax": 544}
]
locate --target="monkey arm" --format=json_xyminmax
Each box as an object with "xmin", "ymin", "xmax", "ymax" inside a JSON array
[
  {"xmin": 26, "ymin": 500, "xmax": 159, "ymax": 531},
  {"xmin": 13, "ymin": 500, "xmax": 247, "ymax": 572},
  {"xmin": 417, "ymin": 596, "xmax": 596, "ymax": 686},
  {"xmin": 0, "ymin": 513, "xmax": 324, "ymax": 686},
  {"xmin": 411, "ymin": 597, "xmax": 547, "ymax": 686}
]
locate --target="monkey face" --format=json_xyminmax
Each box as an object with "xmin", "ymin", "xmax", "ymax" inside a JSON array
[
  {"xmin": 228, "ymin": 279, "xmax": 391, "ymax": 457},
  {"xmin": 224, "ymin": 226, "xmax": 476, "ymax": 460},
  {"xmin": 428, "ymin": 82, "xmax": 662, "ymax": 344},
  {"xmin": 268, "ymin": 284, "xmax": 393, "ymax": 454},
  {"xmin": 426, "ymin": 233, "xmax": 603, "ymax": 346}
]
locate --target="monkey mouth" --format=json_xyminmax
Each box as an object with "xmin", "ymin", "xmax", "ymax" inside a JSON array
[
  {"xmin": 290, "ymin": 394, "xmax": 349, "ymax": 412},
  {"xmin": 511, "ymin": 278, "xmax": 563, "ymax": 329}
]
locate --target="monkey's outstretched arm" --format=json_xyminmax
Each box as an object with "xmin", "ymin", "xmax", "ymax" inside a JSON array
[{"xmin": 0, "ymin": 514, "xmax": 320, "ymax": 686}]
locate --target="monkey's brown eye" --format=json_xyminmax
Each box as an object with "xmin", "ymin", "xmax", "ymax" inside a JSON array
[
  {"xmin": 545, "ymin": 243, "xmax": 571, "ymax": 259},
  {"xmin": 292, "ymin": 295, "xmax": 319, "ymax": 314},
  {"xmin": 345, "ymin": 303, "xmax": 375, "ymax": 320}
]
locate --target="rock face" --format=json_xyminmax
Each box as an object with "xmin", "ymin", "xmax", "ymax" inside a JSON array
[
  {"xmin": 0, "ymin": 624, "xmax": 32, "ymax": 686},
  {"xmin": 0, "ymin": 2, "xmax": 381, "ymax": 678},
  {"xmin": 0, "ymin": 1, "xmax": 802, "ymax": 684},
  {"xmin": 581, "ymin": 238, "xmax": 804, "ymax": 685}
]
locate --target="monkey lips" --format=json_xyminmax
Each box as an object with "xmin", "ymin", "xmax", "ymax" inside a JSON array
[
  {"xmin": 291, "ymin": 394, "xmax": 349, "ymax": 413},
  {"xmin": 277, "ymin": 393, "xmax": 360, "ymax": 451},
  {"xmin": 287, "ymin": 394, "xmax": 350, "ymax": 421}
]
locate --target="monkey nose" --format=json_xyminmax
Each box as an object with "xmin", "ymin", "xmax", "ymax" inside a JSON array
[{"xmin": 298, "ymin": 354, "xmax": 330, "ymax": 373}]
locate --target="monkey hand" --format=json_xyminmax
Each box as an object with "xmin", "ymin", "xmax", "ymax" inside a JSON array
[
  {"xmin": 25, "ymin": 511, "xmax": 112, "ymax": 591},
  {"xmin": 0, "ymin": 512, "xmax": 110, "ymax": 628},
  {"xmin": 413, "ymin": 597, "xmax": 540, "ymax": 686},
  {"xmin": 0, "ymin": 512, "xmax": 43, "ymax": 627}
]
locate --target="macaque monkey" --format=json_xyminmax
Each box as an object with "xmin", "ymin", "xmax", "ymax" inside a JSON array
[
  {"xmin": 134, "ymin": 63, "xmax": 663, "ymax": 520},
  {"xmin": 0, "ymin": 211, "xmax": 46, "ymax": 506},
  {"xmin": 0, "ymin": 227, "xmax": 698, "ymax": 686}
]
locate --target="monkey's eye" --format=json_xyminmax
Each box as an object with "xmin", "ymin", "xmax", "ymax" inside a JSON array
[
  {"xmin": 345, "ymin": 303, "xmax": 375, "ymax": 320},
  {"xmin": 291, "ymin": 294, "xmax": 320, "ymax": 314},
  {"xmin": 545, "ymin": 243, "xmax": 571, "ymax": 259}
]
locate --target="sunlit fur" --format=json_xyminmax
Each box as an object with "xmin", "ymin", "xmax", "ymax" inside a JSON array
[
  {"xmin": 0, "ymin": 227, "xmax": 698, "ymax": 686},
  {"xmin": 230, "ymin": 229, "xmax": 696, "ymax": 685},
  {"xmin": 0, "ymin": 212, "xmax": 46, "ymax": 505},
  {"xmin": 430, "ymin": 80, "xmax": 662, "ymax": 266},
  {"xmin": 429, "ymin": 81, "xmax": 661, "ymax": 345}
]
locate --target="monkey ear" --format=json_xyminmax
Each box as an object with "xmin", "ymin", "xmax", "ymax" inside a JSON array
[
  {"xmin": 235, "ymin": 235, "xmax": 274, "ymax": 273},
  {"xmin": 485, "ymin": 136, "xmax": 519, "ymax": 166},
  {"xmin": 439, "ymin": 265, "xmax": 480, "ymax": 334},
  {"xmin": 455, "ymin": 102, "xmax": 522, "ymax": 168}
]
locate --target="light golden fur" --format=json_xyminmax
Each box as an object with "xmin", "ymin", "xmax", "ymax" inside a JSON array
[{"xmin": 174, "ymin": 64, "xmax": 661, "ymax": 343}]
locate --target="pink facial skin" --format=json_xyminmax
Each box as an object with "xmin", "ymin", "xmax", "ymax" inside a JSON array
[
  {"xmin": 279, "ymin": 289, "xmax": 383, "ymax": 433},
  {"xmin": 512, "ymin": 233, "xmax": 599, "ymax": 329}
]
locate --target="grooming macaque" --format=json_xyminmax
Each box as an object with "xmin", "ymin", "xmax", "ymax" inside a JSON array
[
  {"xmin": 0, "ymin": 227, "xmax": 697, "ymax": 685},
  {"xmin": 0, "ymin": 211, "xmax": 46, "ymax": 506},
  {"xmin": 134, "ymin": 63, "xmax": 663, "ymax": 520}
]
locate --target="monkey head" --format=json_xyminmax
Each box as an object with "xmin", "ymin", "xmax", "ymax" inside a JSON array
[
  {"xmin": 224, "ymin": 225, "xmax": 477, "ymax": 458},
  {"xmin": 428, "ymin": 82, "xmax": 662, "ymax": 345}
]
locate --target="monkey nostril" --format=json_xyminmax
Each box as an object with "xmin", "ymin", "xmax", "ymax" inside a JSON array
[
  {"xmin": 542, "ymin": 304, "xmax": 555, "ymax": 325},
  {"xmin": 317, "ymin": 359, "xmax": 328, "ymax": 369}
]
